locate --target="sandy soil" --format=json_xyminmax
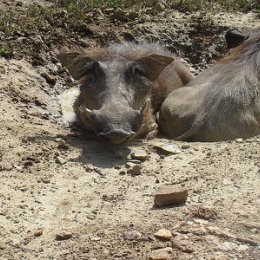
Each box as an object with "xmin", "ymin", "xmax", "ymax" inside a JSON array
[{"xmin": 0, "ymin": 2, "xmax": 259, "ymax": 260}]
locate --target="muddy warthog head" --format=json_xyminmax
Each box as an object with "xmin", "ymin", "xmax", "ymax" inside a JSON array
[{"xmin": 58, "ymin": 44, "xmax": 173, "ymax": 144}]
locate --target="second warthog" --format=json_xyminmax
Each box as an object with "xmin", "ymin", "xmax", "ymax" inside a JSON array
[
  {"xmin": 58, "ymin": 43, "xmax": 193, "ymax": 144},
  {"xmin": 158, "ymin": 30, "xmax": 260, "ymax": 141}
]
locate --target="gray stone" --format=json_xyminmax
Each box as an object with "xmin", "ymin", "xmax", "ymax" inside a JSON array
[
  {"xmin": 124, "ymin": 230, "xmax": 142, "ymax": 240},
  {"xmin": 153, "ymin": 142, "xmax": 181, "ymax": 155},
  {"xmin": 56, "ymin": 156, "xmax": 66, "ymax": 165},
  {"xmin": 127, "ymin": 165, "xmax": 141, "ymax": 176},
  {"xmin": 131, "ymin": 149, "xmax": 148, "ymax": 161},
  {"xmin": 55, "ymin": 231, "xmax": 72, "ymax": 240},
  {"xmin": 128, "ymin": 11, "xmax": 139, "ymax": 20}
]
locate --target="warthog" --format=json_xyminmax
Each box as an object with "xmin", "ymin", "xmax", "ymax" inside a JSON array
[
  {"xmin": 58, "ymin": 43, "xmax": 193, "ymax": 144},
  {"xmin": 158, "ymin": 30, "xmax": 260, "ymax": 141}
]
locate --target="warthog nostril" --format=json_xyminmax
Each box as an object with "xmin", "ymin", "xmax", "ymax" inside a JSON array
[{"xmin": 99, "ymin": 129, "xmax": 134, "ymax": 138}]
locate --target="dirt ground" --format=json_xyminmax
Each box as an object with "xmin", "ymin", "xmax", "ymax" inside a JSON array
[{"xmin": 0, "ymin": 1, "xmax": 259, "ymax": 260}]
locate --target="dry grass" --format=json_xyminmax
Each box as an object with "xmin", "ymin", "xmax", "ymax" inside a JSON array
[
  {"xmin": 57, "ymin": 0, "xmax": 259, "ymax": 12},
  {"xmin": 169, "ymin": 0, "xmax": 259, "ymax": 12}
]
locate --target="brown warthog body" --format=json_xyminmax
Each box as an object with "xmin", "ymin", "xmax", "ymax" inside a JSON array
[
  {"xmin": 58, "ymin": 43, "xmax": 193, "ymax": 144},
  {"xmin": 159, "ymin": 30, "xmax": 260, "ymax": 141}
]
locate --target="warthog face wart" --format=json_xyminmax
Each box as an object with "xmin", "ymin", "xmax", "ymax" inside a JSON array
[{"xmin": 58, "ymin": 44, "xmax": 176, "ymax": 144}]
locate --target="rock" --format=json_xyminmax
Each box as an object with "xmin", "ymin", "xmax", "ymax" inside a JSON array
[
  {"xmin": 172, "ymin": 239, "xmax": 194, "ymax": 253},
  {"xmin": 16, "ymin": 1, "xmax": 23, "ymax": 7},
  {"xmin": 16, "ymin": 36, "xmax": 27, "ymax": 44},
  {"xmin": 237, "ymin": 244, "xmax": 249, "ymax": 252},
  {"xmin": 0, "ymin": 162, "xmax": 13, "ymax": 171},
  {"xmin": 128, "ymin": 11, "xmax": 139, "ymax": 20},
  {"xmin": 151, "ymin": 242, "xmax": 166, "ymax": 250},
  {"xmin": 90, "ymin": 236, "xmax": 101, "ymax": 241},
  {"xmin": 125, "ymin": 162, "xmax": 136, "ymax": 169},
  {"xmin": 124, "ymin": 230, "xmax": 142, "ymax": 241},
  {"xmin": 56, "ymin": 156, "xmax": 67, "ymax": 165},
  {"xmin": 127, "ymin": 164, "xmax": 141, "ymax": 176},
  {"xmin": 127, "ymin": 159, "xmax": 142, "ymax": 164},
  {"xmin": 154, "ymin": 185, "xmax": 188, "ymax": 207},
  {"xmin": 55, "ymin": 231, "xmax": 72, "ymax": 241},
  {"xmin": 154, "ymin": 229, "xmax": 172, "ymax": 241},
  {"xmin": 191, "ymin": 207, "xmax": 217, "ymax": 220},
  {"xmin": 235, "ymin": 138, "xmax": 243, "ymax": 143},
  {"xmin": 94, "ymin": 8, "xmax": 103, "ymax": 16},
  {"xmin": 87, "ymin": 214, "xmax": 96, "ymax": 220},
  {"xmin": 181, "ymin": 144, "xmax": 190, "ymax": 149},
  {"xmin": 151, "ymin": 1, "xmax": 166, "ymax": 14},
  {"xmin": 131, "ymin": 149, "xmax": 148, "ymax": 161},
  {"xmin": 56, "ymin": 139, "xmax": 69, "ymax": 150},
  {"xmin": 212, "ymin": 252, "xmax": 230, "ymax": 260},
  {"xmin": 41, "ymin": 177, "xmax": 51, "ymax": 184},
  {"xmin": 149, "ymin": 247, "xmax": 172, "ymax": 260},
  {"xmin": 34, "ymin": 229, "xmax": 43, "ymax": 237},
  {"xmin": 236, "ymin": 236, "xmax": 257, "ymax": 246},
  {"xmin": 94, "ymin": 167, "xmax": 105, "ymax": 176},
  {"xmin": 218, "ymin": 242, "xmax": 238, "ymax": 252},
  {"xmin": 84, "ymin": 164, "xmax": 95, "ymax": 172},
  {"xmin": 119, "ymin": 170, "xmax": 126, "ymax": 175},
  {"xmin": 111, "ymin": 8, "xmax": 127, "ymax": 21},
  {"xmin": 145, "ymin": 0, "xmax": 156, "ymax": 7},
  {"xmin": 41, "ymin": 73, "xmax": 56, "ymax": 85},
  {"xmin": 153, "ymin": 142, "xmax": 181, "ymax": 155},
  {"xmin": 207, "ymin": 226, "xmax": 236, "ymax": 239},
  {"xmin": 103, "ymin": 8, "xmax": 114, "ymax": 14}
]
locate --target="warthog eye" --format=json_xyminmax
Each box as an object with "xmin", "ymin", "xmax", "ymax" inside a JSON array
[
  {"xmin": 83, "ymin": 61, "xmax": 103, "ymax": 75},
  {"xmin": 126, "ymin": 62, "xmax": 144, "ymax": 78}
]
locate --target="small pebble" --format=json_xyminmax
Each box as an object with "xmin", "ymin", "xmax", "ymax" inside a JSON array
[
  {"xmin": 124, "ymin": 230, "xmax": 142, "ymax": 241},
  {"xmin": 55, "ymin": 231, "xmax": 72, "ymax": 241},
  {"xmin": 34, "ymin": 229, "xmax": 43, "ymax": 237},
  {"xmin": 127, "ymin": 165, "xmax": 141, "ymax": 176},
  {"xmin": 56, "ymin": 156, "xmax": 66, "ymax": 165},
  {"xmin": 154, "ymin": 229, "xmax": 172, "ymax": 241},
  {"xmin": 131, "ymin": 149, "xmax": 148, "ymax": 161},
  {"xmin": 149, "ymin": 247, "xmax": 172, "ymax": 260}
]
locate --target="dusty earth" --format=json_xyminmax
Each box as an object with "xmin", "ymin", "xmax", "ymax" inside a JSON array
[{"xmin": 0, "ymin": 1, "xmax": 259, "ymax": 260}]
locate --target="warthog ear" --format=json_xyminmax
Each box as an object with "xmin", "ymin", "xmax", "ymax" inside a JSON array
[
  {"xmin": 136, "ymin": 54, "xmax": 174, "ymax": 81},
  {"xmin": 57, "ymin": 52, "xmax": 98, "ymax": 80},
  {"xmin": 225, "ymin": 29, "xmax": 247, "ymax": 49}
]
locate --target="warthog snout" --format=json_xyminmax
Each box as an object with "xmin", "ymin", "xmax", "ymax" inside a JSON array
[
  {"xmin": 99, "ymin": 129, "xmax": 135, "ymax": 144},
  {"xmin": 79, "ymin": 99, "xmax": 151, "ymax": 144}
]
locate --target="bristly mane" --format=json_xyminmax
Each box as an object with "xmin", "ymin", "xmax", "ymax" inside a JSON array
[
  {"xmin": 220, "ymin": 30, "xmax": 260, "ymax": 75},
  {"xmin": 84, "ymin": 43, "xmax": 172, "ymax": 61}
]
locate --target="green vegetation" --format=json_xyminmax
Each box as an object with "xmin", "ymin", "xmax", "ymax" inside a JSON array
[{"xmin": 0, "ymin": 47, "xmax": 13, "ymax": 58}]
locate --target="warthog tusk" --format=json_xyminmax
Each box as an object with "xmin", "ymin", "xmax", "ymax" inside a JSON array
[
  {"xmin": 79, "ymin": 105, "xmax": 93, "ymax": 117},
  {"xmin": 141, "ymin": 98, "xmax": 151, "ymax": 115}
]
